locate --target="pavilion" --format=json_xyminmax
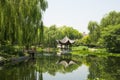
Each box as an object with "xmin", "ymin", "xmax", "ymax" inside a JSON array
[{"xmin": 56, "ymin": 36, "xmax": 75, "ymax": 53}]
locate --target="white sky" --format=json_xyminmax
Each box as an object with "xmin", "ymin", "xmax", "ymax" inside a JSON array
[{"xmin": 43, "ymin": 0, "xmax": 120, "ymax": 33}]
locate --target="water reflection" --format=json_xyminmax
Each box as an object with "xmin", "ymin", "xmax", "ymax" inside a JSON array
[
  {"xmin": 43, "ymin": 64, "xmax": 89, "ymax": 80},
  {"xmin": 0, "ymin": 54, "xmax": 120, "ymax": 80},
  {"xmin": 87, "ymin": 55, "xmax": 120, "ymax": 80}
]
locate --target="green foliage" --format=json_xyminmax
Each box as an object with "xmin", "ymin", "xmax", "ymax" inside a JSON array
[
  {"xmin": 43, "ymin": 25, "xmax": 59, "ymax": 47},
  {"xmin": 99, "ymin": 11, "xmax": 120, "ymax": 52},
  {"xmin": 81, "ymin": 35, "xmax": 91, "ymax": 46},
  {"xmin": 100, "ymin": 11, "xmax": 120, "ymax": 27},
  {"xmin": 0, "ymin": 45, "xmax": 24, "ymax": 59},
  {"xmin": 58, "ymin": 26, "xmax": 82, "ymax": 39},
  {"xmin": 43, "ymin": 25, "xmax": 82, "ymax": 47},
  {"xmin": 101, "ymin": 24, "xmax": 120, "ymax": 52},
  {"xmin": 88, "ymin": 21, "xmax": 100, "ymax": 46},
  {"xmin": 0, "ymin": 0, "xmax": 48, "ymax": 46},
  {"xmin": 0, "ymin": 0, "xmax": 48, "ymax": 57},
  {"xmin": 87, "ymin": 11, "xmax": 120, "ymax": 53}
]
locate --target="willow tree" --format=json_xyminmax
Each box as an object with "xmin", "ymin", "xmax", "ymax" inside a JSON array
[
  {"xmin": 88, "ymin": 21, "xmax": 100, "ymax": 46},
  {"xmin": 0, "ymin": 0, "xmax": 48, "ymax": 48}
]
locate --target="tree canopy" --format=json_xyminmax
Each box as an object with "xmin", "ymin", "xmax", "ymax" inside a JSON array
[
  {"xmin": 0, "ymin": 0, "xmax": 48, "ymax": 47},
  {"xmin": 43, "ymin": 25, "xmax": 82, "ymax": 47},
  {"xmin": 87, "ymin": 11, "xmax": 120, "ymax": 52},
  {"xmin": 101, "ymin": 24, "xmax": 120, "ymax": 52}
]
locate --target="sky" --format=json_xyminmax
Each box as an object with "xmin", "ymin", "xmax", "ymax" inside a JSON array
[{"xmin": 43, "ymin": 0, "xmax": 120, "ymax": 33}]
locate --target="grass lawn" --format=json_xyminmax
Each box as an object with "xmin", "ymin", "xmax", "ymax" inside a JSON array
[{"xmin": 72, "ymin": 46, "xmax": 120, "ymax": 57}]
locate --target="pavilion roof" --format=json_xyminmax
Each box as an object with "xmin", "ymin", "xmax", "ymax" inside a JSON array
[{"xmin": 57, "ymin": 36, "xmax": 74, "ymax": 45}]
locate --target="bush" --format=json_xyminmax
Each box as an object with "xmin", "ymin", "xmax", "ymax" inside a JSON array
[{"xmin": 102, "ymin": 24, "xmax": 120, "ymax": 53}]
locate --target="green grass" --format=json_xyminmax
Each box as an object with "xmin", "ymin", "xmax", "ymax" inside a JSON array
[
  {"xmin": 72, "ymin": 50, "xmax": 120, "ymax": 57},
  {"xmin": 72, "ymin": 46, "xmax": 88, "ymax": 51},
  {"xmin": 72, "ymin": 46, "xmax": 120, "ymax": 57},
  {"xmin": 36, "ymin": 47, "xmax": 43, "ymax": 52}
]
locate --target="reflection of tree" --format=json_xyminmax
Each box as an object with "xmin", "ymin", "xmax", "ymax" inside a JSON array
[
  {"xmin": 0, "ymin": 59, "xmax": 36, "ymax": 80},
  {"xmin": 2, "ymin": 55, "xmax": 119, "ymax": 80},
  {"xmin": 35, "ymin": 56, "xmax": 43, "ymax": 80},
  {"xmin": 87, "ymin": 55, "xmax": 120, "ymax": 80},
  {"xmin": 104, "ymin": 56, "xmax": 120, "ymax": 80},
  {"xmin": 35, "ymin": 54, "xmax": 83, "ymax": 76}
]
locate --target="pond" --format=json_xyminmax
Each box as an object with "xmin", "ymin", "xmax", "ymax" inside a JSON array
[{"xmin": 0, "ymin": 53, "xmax": 120, "ymax": 80}]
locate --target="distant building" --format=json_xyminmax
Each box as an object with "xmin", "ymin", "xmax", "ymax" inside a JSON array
[{"xmin": 82, "ymin": 32, "xmax": 87, "ymax": 37}]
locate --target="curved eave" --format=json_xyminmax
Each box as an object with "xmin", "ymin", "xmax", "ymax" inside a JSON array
[{"xmin": 59, "ymin": 40, "xmax": 74, "ymax": 45}]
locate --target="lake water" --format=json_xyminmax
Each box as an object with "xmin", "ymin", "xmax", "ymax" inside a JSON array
[{"xmin": 0, "ymin": 54, "xmax": 120, "ymax": 80}]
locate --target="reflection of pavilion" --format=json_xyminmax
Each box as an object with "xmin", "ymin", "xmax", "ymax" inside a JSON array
[
  {"xmin": 57, "ymin": 59, "xmax": 77, "ymax": 68},
  {"xmin": 57, "ymin": 36, "xmax": 74, "ymax": 55}
]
